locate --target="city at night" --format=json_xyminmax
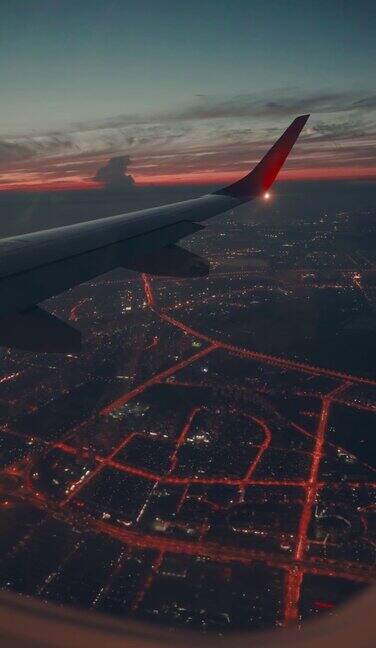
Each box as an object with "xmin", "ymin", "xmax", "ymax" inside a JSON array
[
  {"xmin": 0, "ymin": 182, "xmax": 375, "ymax": 634},
  {"xmin": 0, "ymin": 2, "xmax": 375, "ymax": 646}
]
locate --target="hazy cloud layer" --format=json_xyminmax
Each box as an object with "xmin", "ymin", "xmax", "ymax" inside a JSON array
[
  {"xmin": 69, "ymin": 88, "xmax": 376, "ymax": 133},
  {"xmin": 162, "ymin": 90, "xmax": 376, "ymax": 122},
  {"xmin": 0, "ymin": 87, "xmax": 375, "ymax": 188},
  {"xmin": 0, "ymin": 140, "xmax": 35, "ymax": 164}
]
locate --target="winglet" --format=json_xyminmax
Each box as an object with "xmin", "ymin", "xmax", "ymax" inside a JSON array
[{"xmin": 215, "ymin": 114, "xmax": 309, "ymax": 199}]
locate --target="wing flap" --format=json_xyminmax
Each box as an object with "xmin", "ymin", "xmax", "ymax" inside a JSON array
[
  {"xmin": 121, "ymin": 244, "xmax": 209, "ymax": 277},
  {"xmin": 0, "ymin": 307, "xmax": 81, "ymax": 353}
]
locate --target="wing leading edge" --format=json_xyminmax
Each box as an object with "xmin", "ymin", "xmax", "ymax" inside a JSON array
[{"xmin": 0, "ymin": 115, "xmax": 309, "ymax": 351}]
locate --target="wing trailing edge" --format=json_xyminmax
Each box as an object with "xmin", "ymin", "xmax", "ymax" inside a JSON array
[
  {"xmin": 121, "ymin": 244, "xmax": 209, "ymax": 277},
  {"xmin": 0, "ymin": 307, "xmax": 81, "ymax": 353}
]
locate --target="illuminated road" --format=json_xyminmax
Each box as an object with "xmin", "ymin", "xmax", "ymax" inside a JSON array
[
  {"xmin": 283, "ymin": 383, "xmax": 350, "ymax": 623},
  {"xmin": 1, "ymin": 268, "xmax": 375, "ymax": 629}
]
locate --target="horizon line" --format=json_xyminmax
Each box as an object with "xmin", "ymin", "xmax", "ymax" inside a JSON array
[{"xmin": 0, "ymin": 166, "xmax": 375, "ymax": 193}]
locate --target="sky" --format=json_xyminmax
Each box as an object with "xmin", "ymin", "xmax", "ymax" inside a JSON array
[{"xmin": 0, "ymin": 0, "xmax": 375, "ymax": 190}]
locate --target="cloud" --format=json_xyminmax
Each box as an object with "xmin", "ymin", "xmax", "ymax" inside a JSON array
[
  {"xmin": 352, "ymin": 95, "xmax": 376, "ymax": 110},
  {"xmin": 69, "ymin": 88, "xmax": 376, "ymax": 134},
  {"xmin": 311, "ymin": 118, "xmax": 374, "ymax": 141},
  {"xmin": 93, "ymin": 155, "xmax": 136, "ymax": 189},
  {"xmin": 0, "ymin": 139, "xmax": 35, "ymax": 163},
  {"xmin": 167, "ymin": 90, "xmax": 376, "ymax": 122},
  {"xmin": 0, "ymin": 134, "xmax": 79, "ymax": 166},
  {"xmin": 1, "ymin": 86, "xmax": 376, "ymax": 189}
]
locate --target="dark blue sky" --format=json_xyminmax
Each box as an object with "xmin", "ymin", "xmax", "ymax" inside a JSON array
[{"xmin": 0, "ymin": 1, "xmax": 375, "ymax": 188}]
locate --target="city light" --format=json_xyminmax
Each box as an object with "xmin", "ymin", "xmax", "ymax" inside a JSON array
[{"xmin": 1, "ymin": 215, "xmax": 375, "ymax": 634}]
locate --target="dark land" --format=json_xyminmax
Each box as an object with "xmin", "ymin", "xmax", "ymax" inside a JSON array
[{"xmin": 0, "ymin": 179, "xmax": 375, "ymax": 633}]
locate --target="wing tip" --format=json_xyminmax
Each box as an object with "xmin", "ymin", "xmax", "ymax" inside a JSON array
[
  {"xmin": 292, "ymin": 113, "xmax": 310, "ymax": 129},
  {"xmin": 215, "ymin": 113, "xmax": 310, "ymax": 199}
]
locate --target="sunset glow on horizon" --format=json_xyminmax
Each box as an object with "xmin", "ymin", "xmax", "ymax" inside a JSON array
[
  {"xmin": 0, "ymin": 2, "xmax": 375, "ymax": 194},
  {"xmin": 0, "ymin": 165, "xmax": 375, "ymax": 194}
]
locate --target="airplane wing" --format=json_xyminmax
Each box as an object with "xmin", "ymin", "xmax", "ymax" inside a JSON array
[{"xmin": 0, "ymin": 114, "xmax": 309, "ymax": 351}]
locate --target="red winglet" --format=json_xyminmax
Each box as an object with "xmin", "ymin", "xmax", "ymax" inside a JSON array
[{"xmin": 216, "ymin": 114, "xmax": 309, "ymax": 198}]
